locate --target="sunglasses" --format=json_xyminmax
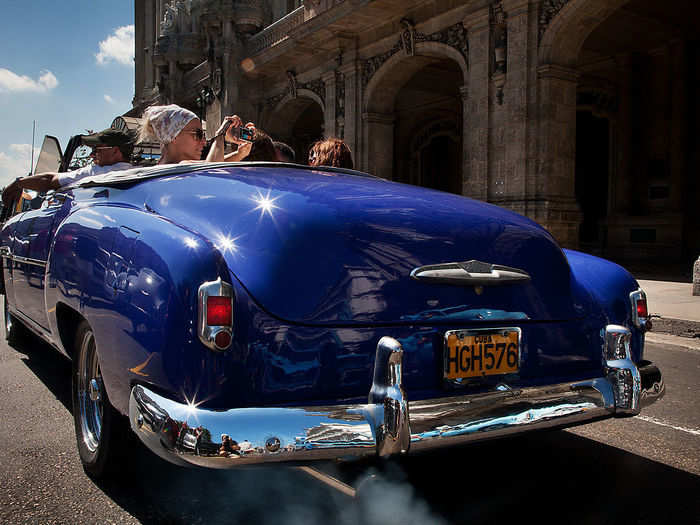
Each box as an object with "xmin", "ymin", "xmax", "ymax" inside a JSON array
[{"xmin": 183, "ymin": 128, "xmax": 206, "ymax": 141}]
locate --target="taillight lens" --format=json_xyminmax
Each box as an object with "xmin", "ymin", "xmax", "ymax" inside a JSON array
[
  {"xmin": 629, "ymin": 289, "xmax": 650, "ymax": 332},
  {"xmin": 198, "ymin": 278, "xmax": 234, "ymax": 352},
  {"xmin": 636, "ymin": 298, "xmax": 648, "ymax": 319},
  {"xmin": 207, "ymin": 296, "xmax": 232, "ymax": 325}
]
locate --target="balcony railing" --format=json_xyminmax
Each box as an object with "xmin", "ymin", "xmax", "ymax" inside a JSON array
[{"xmin": 246, "ymin": 6, "xmax": 305, "ymax": 56}]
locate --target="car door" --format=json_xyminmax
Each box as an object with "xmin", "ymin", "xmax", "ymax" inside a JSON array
[{"xmin": 11, "ymin": 192, "xmax": 71, "ymax": 331}]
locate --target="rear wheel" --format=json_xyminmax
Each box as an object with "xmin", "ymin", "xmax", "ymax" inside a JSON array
[{"xmin": 72, "ymin": 320, "xmax": 126, "ymax": 478}]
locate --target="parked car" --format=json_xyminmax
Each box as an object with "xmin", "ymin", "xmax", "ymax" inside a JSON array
[{"xmin": 0, "ymin": 161, "xmax": 664, "ymax": 478}]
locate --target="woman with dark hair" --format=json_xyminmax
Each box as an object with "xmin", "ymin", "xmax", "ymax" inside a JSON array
[
  {"xmin": 308, "ymin": 138, "xmax": 354, "ymax": 169},
  {"xmin": 245, "ymin": 129, "xmax": 277, "ymax": 161}
]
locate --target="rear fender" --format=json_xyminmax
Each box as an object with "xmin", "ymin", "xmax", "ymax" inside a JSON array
[
  {"xmin": 47, "ymin": 206, "xmax": 229, "ymax": 415},
  {"xmin": 564, "ymin": 249, "xmax": 644, "ymax": 361}
]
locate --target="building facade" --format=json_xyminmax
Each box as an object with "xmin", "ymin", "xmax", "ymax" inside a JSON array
[{"xmin": 132, "ymin": 0, "xmax": 700, "ymax": 262}]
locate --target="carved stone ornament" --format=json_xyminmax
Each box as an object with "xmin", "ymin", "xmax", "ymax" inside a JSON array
[
  {"xmin": 213, "ymin": 67, "xmax": 222, "ymax": 97},
  {"xmin": 491, "ymin": 1, "xmax": 507, "ymax": 76},
  {"xmin": 287, "ymin": 70, "xmax": 298, "ymax": 99},
  {"xmin": 539, "ymin": 0, "xmax": 571, "ymax": 41},
  {"xmin": 300, "ymin": 78, "xmax": 325, "ymax": 103},
  {"xmin": 161, "ymin": 3, "xmax": 177, "ymax": 35},
  {"xmin": 336, "ymin": 69, "xmax": 345, "ymax": 138},
  {"xmin": 264, "ymin": 77, "xmax": 326, "ymax": 109},
  {"xmin": 362, "ymin": 22, "xmax": 469, "ymax": 88},
  {"xmin": 400, "ymin": 19, "xmax": 416, "ymax": 57}
]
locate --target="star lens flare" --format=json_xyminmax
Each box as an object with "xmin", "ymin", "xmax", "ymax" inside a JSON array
[
  {"xmin": 215, "ymin": 234, "xmax": 239, "ymax": 254},
  {"xmin": 252, "ymin": 190, "xmax": 280, "ymax": 218}
]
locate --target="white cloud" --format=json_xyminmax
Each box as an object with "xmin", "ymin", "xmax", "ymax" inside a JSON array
[
  {"xmin": 104, "ymin": 94, "xmax": 115, "ymax": 104},
  {"xmin": 0, "ymin": 68, "xmax": 58, "ymax": 93},
  {"xmin": 0, "ymin": 144, "xmax": 40, "ymax": 188},
  {"xmin": 96, "ymin": 25, "xmax": 135, "ymax": 66}
]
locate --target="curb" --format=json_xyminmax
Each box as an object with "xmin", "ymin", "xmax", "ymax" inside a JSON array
[{"xmin": 645, "ymin": 332, "xmax": 700, "ymax": 351}]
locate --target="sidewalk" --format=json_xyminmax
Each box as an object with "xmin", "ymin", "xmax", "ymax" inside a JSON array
[
  {"xmin": 637, "ymin": 279, "xmax": 700, "ymax": 350},
  {"xmin": 637, "ymin": 280, "xmax": 700, "ymax": 322}
]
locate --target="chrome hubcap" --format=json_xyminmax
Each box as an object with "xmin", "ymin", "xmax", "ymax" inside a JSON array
[{"xmin": 78, "ymin": 330, "xmax": 102, "ymax": 454}]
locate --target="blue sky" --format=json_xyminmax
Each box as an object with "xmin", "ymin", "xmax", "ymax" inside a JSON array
[{"xmin": 0, "ymin": 0, "xmax": 135, "ymax": 188}]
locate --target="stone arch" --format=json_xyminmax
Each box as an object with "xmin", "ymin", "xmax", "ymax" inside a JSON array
[
  {"xmin": 262, "ymin": 88, "xmax": 325, "ymax": 138},
  {"xmin": 363, "ymin": 41, "xmax": 468, "ymax": 114},
  {"xmin": 261, "ymin": 89, "xmax": 325, "ymax": 163},
  {"xmin": 362, "ymin": 41, "xmax": 468, "ymax": 181},
  {"xmin": 539, "ymin": 0, "xmax": 632, "ymax": 67}
]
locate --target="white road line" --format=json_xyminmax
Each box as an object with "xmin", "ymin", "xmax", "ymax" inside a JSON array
[{"xmin": 637, "ymin": 415, "xmax": 700, "ymax": 436}]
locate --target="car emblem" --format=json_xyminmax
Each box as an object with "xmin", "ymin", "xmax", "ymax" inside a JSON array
[{"xmin": 410, "ymin": 260, "xmax": 531, "ymax": 286}]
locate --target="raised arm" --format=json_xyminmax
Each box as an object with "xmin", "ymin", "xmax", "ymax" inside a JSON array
[{"xmin": 1, "ymin": 172, "xmax": 61, "ymax": 206}]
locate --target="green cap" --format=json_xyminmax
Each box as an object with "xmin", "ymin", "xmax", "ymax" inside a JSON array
[{"xmin": 81, "ymin": 128, "xmax": 134, "ymax": 147}]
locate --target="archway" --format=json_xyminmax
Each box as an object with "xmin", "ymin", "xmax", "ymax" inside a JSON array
[
  {"xmin": 540, "ymin": 0, "xmax": 700, "ymax": 261},
  {"xmin": 363, "ymin": 42, "xmax": 468, "ymax": 185},
  {"xmin": 263, "ymin": 90, "xmax": 324, "ymax": 163}
]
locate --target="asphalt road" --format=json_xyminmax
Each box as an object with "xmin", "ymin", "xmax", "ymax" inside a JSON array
[{"xmin": 1, "ymin": 325, "xmax": 698, "ymax": 525}]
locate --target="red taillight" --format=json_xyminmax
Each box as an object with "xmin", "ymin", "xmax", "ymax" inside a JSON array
[
  {"xmin": 636, "ymin": 299, "xmax": 648, "ymax": 318},
  {"xmin": 207, "ymin": 296, "xmax": 232, "ymax": 326}
]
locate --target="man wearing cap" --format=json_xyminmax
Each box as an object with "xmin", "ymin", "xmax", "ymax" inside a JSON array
[{"xmin": 1, "ymin": 128, "xmax": 134, "ymax": 206}]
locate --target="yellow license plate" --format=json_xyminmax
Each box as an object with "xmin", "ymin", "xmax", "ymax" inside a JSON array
[{"xmin": 444, "ymin": 328, "xmax": 520, "ymax": 380}]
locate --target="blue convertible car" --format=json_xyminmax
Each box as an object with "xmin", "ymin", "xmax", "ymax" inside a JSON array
[{"xmin": 0, "ymin": 162, "xmax": 664, "ymax": 477}]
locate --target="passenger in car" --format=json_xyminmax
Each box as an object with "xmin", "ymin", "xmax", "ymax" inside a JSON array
[
  {"xmin": 308, "ymin": 138, "xmax": 354, "ymax": 169},
  {"xmin": 273, "ymin": 141, "xmax": 296, "ymax": 163},
  {"xmin": 138, "ymin": 104, "xmax": 208, "ymax": 164},
  {"xmin": 244, "ymin": 129, "xmax": 277, "ymax": 161},
  {"xmin": 1, "ymin": 128, "xmax": 134, "ymax": 206}
]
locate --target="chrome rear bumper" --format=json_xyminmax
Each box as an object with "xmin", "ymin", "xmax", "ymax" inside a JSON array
[{"xmin": 129, "ymin": 328, "xmax": 664, "ymax": 469}]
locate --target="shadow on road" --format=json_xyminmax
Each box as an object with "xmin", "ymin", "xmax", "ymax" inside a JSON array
[{"xmin": 10, "ymin": 331, "xmax": 700, "ymax": 524}]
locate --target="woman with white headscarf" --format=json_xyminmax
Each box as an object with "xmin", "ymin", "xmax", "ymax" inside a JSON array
[{"xmin": 139, "ymin": 104, "xmax": 207, "ymax": 164}]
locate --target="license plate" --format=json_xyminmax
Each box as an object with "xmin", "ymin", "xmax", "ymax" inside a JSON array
[{"xmin": 444, "ymin": 328, "xmax": 520, "ymax": 380}]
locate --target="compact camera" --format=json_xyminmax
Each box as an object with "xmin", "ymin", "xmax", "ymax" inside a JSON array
[
  {"xmin": 219, "ymin": 121, "xmax": 254, "ymax": 142},
  {"xmin": 231, "ymin": 126, "xmax": 254, "ymax": 142}
]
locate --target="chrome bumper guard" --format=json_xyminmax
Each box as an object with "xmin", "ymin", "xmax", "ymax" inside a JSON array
[{"xmin": 129, "ymin": 328, "xmax": 664, "ymax": 469}]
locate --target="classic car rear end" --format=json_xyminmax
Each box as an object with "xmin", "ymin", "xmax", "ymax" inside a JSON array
[{"xmin": 0, "ymin": 162, "xmax": 663, "ymax": 476}]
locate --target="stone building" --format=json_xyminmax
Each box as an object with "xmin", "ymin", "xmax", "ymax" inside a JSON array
[{"xmin": 131, "ymin": 0, "xmax": 699, "ymax": 263}]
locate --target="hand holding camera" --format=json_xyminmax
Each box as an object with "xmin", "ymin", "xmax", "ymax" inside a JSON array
[{"xmin": 214, "ymin": 115, "xmax": 255, "ymax": 144}]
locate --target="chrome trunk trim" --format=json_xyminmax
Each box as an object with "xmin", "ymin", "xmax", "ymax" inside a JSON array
[{"xmin": 410, "ymin": 260, "xmax": 530, "ymax": 286}]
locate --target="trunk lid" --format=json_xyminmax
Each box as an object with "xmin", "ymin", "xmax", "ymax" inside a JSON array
[{"xmin": 143, "ymin": 166, "xmax": 582, "ymax": 325}]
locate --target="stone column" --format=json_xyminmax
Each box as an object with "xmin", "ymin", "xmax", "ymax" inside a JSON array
[
  {"xmin": 339, "ymin": 61, "xmax": 360, "ymax": 168},
  {"xmin": 536, "ymin": 64, "xmax": 581, "ymax": 247},
  {"xmin": 144, "ymin": 0, "xmax": 155, "ymax": 92},
  {"xmin": 462, "ymin": 8, "xmax": 490, "ymax": 201},
  {"xmin": 363, "ymin": 113, "xmax": 394, "ymax": 180},
  {"xmin": 321, "ymin": 70, "xmax": 337, "ymax": 138},
  {"xmin": 135, "ymin": 0, "xmax": 146, "ymax": 105},
  {"xmin": 501, "ymin": 0, "xmax": 530, "ymax": 210},
  {"xmin": 459, "ymin": 85, "xmax": 469, "ymax": 193},
  {"xmin": 693, "ymin": 256, "xmax": 700, "ymax": 296}
]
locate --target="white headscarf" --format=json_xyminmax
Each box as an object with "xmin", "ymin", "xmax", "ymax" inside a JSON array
[{"xmin": 141, "ymin": 104, "xmax": 198, "ymax": 145}]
